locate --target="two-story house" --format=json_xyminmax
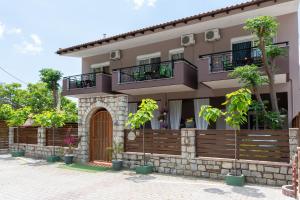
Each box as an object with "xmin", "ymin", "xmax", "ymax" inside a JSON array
[{"xmin": 57, "ymin": 0, "xmax": 299, "ymax": 162}]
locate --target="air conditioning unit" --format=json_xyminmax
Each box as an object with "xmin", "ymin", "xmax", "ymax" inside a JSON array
[
  {"xmin": 181, "ymin": 34, "xmax": 195, "ymax": 46},
  {"xmin": 205, "ymin": 29, "xmax": 221, "ymax": 42},
  {"xmin": 110, "ymin": 50, "xmax": 121, "ymax": 60}
]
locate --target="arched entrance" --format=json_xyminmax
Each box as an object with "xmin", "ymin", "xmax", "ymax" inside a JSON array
[{"xmin": 89, "ymin": 109, "xmax": 113, "ymax": 162}]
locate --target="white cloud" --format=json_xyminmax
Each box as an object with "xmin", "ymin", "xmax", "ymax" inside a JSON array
[
  {"xmin": 7, "ymin": 27, "xmax": 22, "ymax": 35},
  {"xmin": 131, "ymin": 0, "xmax": 157, "ymax": 10},
  {"xmin": 147, "ymin": 0, "xmax": 157, "ymax": 7},
  {"xmin": 0, "ymin": 21, "xmax": 22, "ymax": 38},
  {"xmin": 0, "ymin": 22, "xmax": 5, "ymax": 38},
  {"xmin": 15, "ymin": 34, "xmax": 43, "ymax": 55}
]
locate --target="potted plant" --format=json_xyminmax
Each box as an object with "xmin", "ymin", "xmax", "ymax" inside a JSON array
[
  {"xmin": 185, "ymin": 118, "xmax": 195, "ymax": 128},
  {"xmin": 34, "ymin": 110, "xmax": 66, "ymax": 163},
  {"xmin": 199, "ymin": 88, "xmax": 252, "ymax": 186},
  {"xmin": 7, "ymin": 107, "xmax": 31, "ymax": 157},
  {"xmin": 126, "ymin": 98, "xmax": 158, "ymax": 174},
  {"xmin": 106, "ymin": 140, "xmax": 123, "ymax": 171},
  {"xmin": 64, "ymin": 135, "xmax": 76, "ymax": 164}
]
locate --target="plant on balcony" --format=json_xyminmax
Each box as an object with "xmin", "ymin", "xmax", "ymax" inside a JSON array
[
  {"xmin": 126, "ymin": 98, "xmax": 158, "ymax": 174},
  {"xmin": 34, "ymin": 110, "xmax": 66, "ymax": 162},
  {"xmin": 199, "ymin": 88, "xmax": 252, "ymax": 186},
  {"xmin": 7, "ymin": 107, "xmax": 31, "ymax": 157},
  {"xmin": 159, "ymin": 63, "xmax": 172, "ymax": 78},
  {"xmin": 244, "ymin": 16, "xmax": 287, "ymax": 114},
  {"xmin": 106, "ymin": 140, "xmax": 124, "ymax": 171}
]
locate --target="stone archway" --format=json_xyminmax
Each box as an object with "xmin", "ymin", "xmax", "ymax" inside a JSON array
[{"xmin": 77, "ymin": 95, "xmax": 128, "ymax": 163}]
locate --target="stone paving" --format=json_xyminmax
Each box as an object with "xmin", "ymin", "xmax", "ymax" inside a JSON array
[{"xmin": 0, "ymin": 154, "xmax": 293, "ymax": 200}]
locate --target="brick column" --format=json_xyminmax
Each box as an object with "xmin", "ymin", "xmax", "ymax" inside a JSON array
[
  {"xmin": 38, "ymin": 127, "xmax": 46, "ymax": 146},
  {"xmin": 289, "ymin": 128, "xmax": 299, "ymax": 163},
  {"xmin": 181, "ymin": 128, "xmax": 196, "ymax": 159},
  {"xmin": 8, "ymin": 127, "xmax": 14, "ymax": 151}
]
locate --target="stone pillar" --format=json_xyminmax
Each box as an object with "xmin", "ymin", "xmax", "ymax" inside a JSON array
[
  {"xmin": 289, "ymin": 128, "xmax": 299, "ymax": 163},
  {"xmin": 181, "ymin": 128, "xmax": 196, "ymax": 159},
  {"xmin": 38, "ymin": 127, "xmax": 46, "ymax": 146},
  {"xmin": 8, "ymin": 127, "xmax": 14, "ymax": 150}
]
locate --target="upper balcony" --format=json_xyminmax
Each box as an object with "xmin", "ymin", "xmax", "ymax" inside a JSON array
[
  {"xmin": 112, "ymin": 59, "xmax": 198, "ymax": 95},
  {"xmin": 62, "ymin": 72, "xmax": 112, "ymax": 97},
  {"xmin": 198, "ymin": 42, "xmax": 289, "ymax": 89}
]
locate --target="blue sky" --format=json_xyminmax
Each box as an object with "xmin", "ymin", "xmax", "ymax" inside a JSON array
[{"xmin": 0, "ymin": 0, "xmax": 258, "ymax": 86}]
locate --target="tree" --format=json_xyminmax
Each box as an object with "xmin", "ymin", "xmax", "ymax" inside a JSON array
[
  {"xmin": 60, "ymin": 97, "xmax": 78, "ymax": 123},
  {"xmin": 126, "ymin": 99, "xmax": 158, "ymax": 166},
  {"xmin": 34, "ymin": 110, "xmax": 66, "ymax": 158},
  {"xmin": 199, "ymin": 88, "xmax": 252, "ymax": 175},
  {"xmin": 0, "ymin": 104, "xmax": 13, "ymax": 121},
  {"xmin": 7, "ymin": 107, "xmax": 31, "ymax": 151},
  {"xmin": 244, "ymin": 16, "xmax": 285, "ymax": 113},
  {"xmin": 229, "ymin": 65, "xmax": 267, "ymax": 113},
  {"xmin": 39, "ymin": 68, "xmax": 63, "ymax": 110},
  {"xmin": 25, "ymin": 82, "xmax": 53, "ymax": 114},
  {"xmin": 0, "ymin": 83, "xmax": 27, "ymax": 109}
]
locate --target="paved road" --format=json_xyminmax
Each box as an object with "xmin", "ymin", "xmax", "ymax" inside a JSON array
[{"xmin": 0, "ymin": 154, "xmax": 293, "ymax": 200}]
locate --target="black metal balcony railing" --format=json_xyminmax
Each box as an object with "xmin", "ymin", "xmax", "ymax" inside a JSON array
[
  {"xmin": 199, "ymin": 42, "xmax": 289, "ymax": 73},
  {"xmin": 64, "ymin": 72, "xmax": 109, "ymax": 90},
  {"xmin": 117, "ymin": 58, "xmax": 196, "ymax": 84}
]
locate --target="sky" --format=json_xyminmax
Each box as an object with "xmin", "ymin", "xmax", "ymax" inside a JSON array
[{"xmin": 0, "ymin": 0, "xmax": 272, "ymax": 86}]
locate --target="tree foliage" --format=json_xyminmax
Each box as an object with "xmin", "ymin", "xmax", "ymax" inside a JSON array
[
  {"xmin": 244, "ymin": 16, "xmax": 282, "ymax": 113},
  {"xmin": 126, "ymin": 98, "xmax": 158, "ymax": 129},
  {"xmin": 0, "ymin": 104, "xmax": 13, "ymax": 121},
  {"xmin": 34, "ymin": 110, "xmax": 66, "ymax": 128},
  {"xmin": 39, "ymin": 68, "xmax": 63, "ymax": 109},
  {"xmin": 7, "ymin": 107, "xmax": 31, "ymax": 127}
]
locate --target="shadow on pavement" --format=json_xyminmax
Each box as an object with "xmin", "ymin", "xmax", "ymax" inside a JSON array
[
  {"xmin": 125, "ymin": 173, "xmax": 157, "ymax": 183},
  {"xmin": 204, "ymin": 188, "xmax": 229, "ymax": 195},
  {"xmin": 231, "ymin": 186, "xmax": 266, "ymax": 198}
]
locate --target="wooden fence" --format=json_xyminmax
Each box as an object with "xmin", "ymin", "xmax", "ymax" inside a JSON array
[
  {"xmin": 14, "ymin": 127, "xmax": 38, "ymax": 144},
  {"xmin": 124, "ymin": 129, "xmax": 181, "ymax": 155},
  {"xmin": 196, "ymin": 129, "xmax": 290, "ymax": 163},
  {"xmin": 292, "ymin": 112, "xmax": 300, "ymax": 128},
  {"xmin": 0, "ymin": 121, "xmax": 8, "ymax": 149},
  {"xmin": 46, "ymin": 124, "xmax": 78, "ymax": 147}
]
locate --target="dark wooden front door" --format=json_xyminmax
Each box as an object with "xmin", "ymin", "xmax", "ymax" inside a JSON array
[{"xmin": 90, "ymin": 110, "xmax": 113, "ymax": 162}]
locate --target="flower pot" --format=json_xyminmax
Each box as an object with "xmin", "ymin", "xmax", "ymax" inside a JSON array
[
  {"xmin": 64, "ymin": 154, "xmax": 74, "ymax": 165},
  {"xmin": 47, "ymin": 155, "xmax": 61, "ymax": 163},
  {"xmin": 225, "ymin": 173, "xmax": 245, "ymax": 186},
  {"xmin": 112, "ymin": 160, "xmax": 123, "ymax": 171},
  {"xmin": 11, "ymin": 150, "xmax": 25, "ymax": 157},
  {"xmin": 136, "ymin": 165, "xmax": 153, "ymax": 174}
]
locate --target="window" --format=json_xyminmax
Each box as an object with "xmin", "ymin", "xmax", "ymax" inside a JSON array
[
  {"xmin": 90, "ymin": 62, "xmax": 111, "ymax": 74},
  {"xmin": 169, "ymin": 48, "xmax": 184, "ymax": 60},
  {"xmin": 136, "ymin": 52, "xmax": 161, "ymax": 65}
]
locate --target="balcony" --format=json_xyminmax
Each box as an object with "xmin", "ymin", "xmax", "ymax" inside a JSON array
[
  {"xmin": 112, "ymin": 59, "xmax": 198, "ymax": 95},
  {"xmin": 198, "ymin": 42, "xmax": 289, "ymax": 89},
  {"xmin": 62, "ymin": 72, "xmax": 112, "ymax": 97}
]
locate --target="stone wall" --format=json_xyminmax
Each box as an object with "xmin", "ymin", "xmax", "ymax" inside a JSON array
[
  {"xmin": 122, "ymin": 128, "xmax": 297, "ymax": 186},
  {"xmin": 76, "ymin": 94, "xmax": 128, "ymax": 162}
]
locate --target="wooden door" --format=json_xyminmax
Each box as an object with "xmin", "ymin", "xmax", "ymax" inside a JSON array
[{"xmin": 90, "ymin": 110, "xmax": 113, "ymax": 162}]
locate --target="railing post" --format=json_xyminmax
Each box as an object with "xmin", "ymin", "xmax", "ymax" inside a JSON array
[
  {"xmin": 38, "ymin": 127, "xmax": 46, "ymax": 146},
  {"xmin": 181, "ymin": 128, "xmax": 195, "ymax": 159},
  {"xmin": 289, "ymin": 128, "xmax": 299, "ymax": 163},
  {"xmin": 8, "ymin": 127, "xmax": 14, "ymax": 151}
]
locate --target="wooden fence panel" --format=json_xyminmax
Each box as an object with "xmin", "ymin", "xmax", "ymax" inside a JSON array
[
  {"xmin": 292, "ymin": 112, "xmax": 300, "ymax": 128},
  {"xmin": 0, "ymin": 121, "xmax": 8, "ymax": 149},
  {"xmin": 46, "ymin": 124, "xmax": 78, "ymax": 147},
  {"xmin": 124, "ymin": 129, "xmax": 181, "ymax": 155},
  {"xmin": 196, "ymin": 129, "xmax": 290, "ymax": 163},
  {"xmin": 14, "ymin": 127, "xmax": 38, "ymax": 144}
]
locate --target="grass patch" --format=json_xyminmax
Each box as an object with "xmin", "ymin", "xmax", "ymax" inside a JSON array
[{"xmin": 59, "ymin": 163, "xmax": 111, "ymax": 173}]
